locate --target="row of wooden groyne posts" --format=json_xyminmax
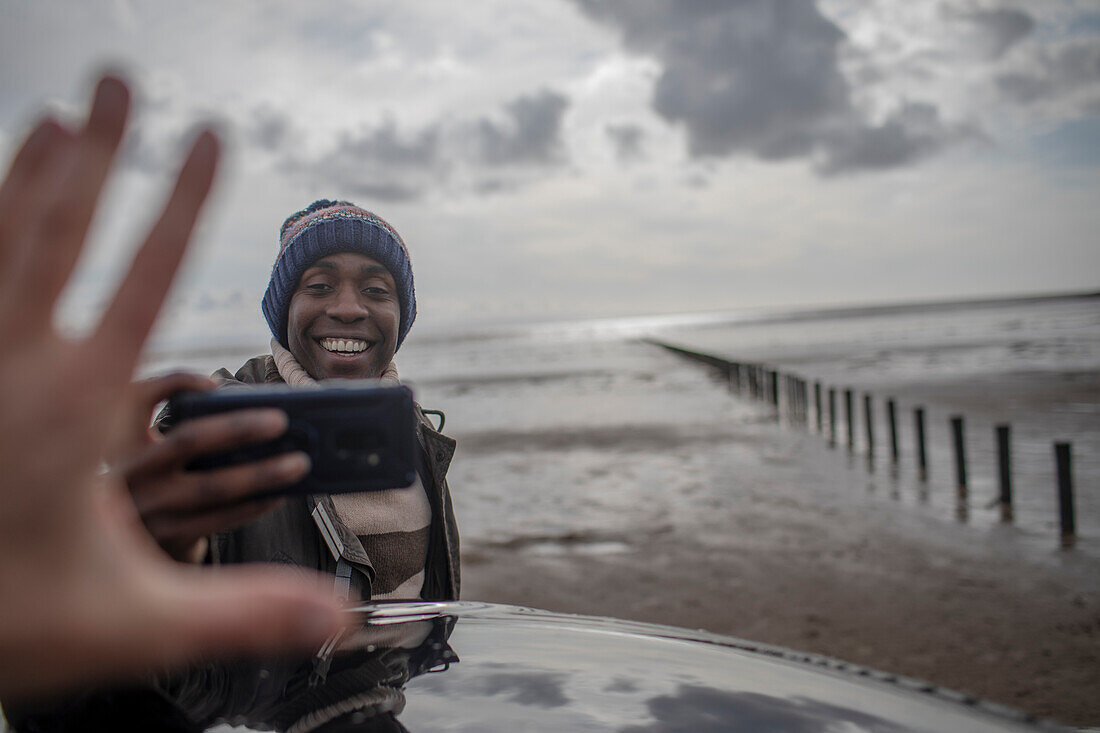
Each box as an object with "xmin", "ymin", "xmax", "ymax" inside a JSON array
[{"xmin": 646, "ymin": 339, "xmax": 1081, "ymax": 549}]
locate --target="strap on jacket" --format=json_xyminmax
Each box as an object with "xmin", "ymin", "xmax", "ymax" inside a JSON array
[{"xmin": 312, "ymin": 503, "xmax": 358, "ymax": 601}]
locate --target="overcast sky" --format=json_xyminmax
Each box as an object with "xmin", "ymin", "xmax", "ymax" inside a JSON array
[{"xmin": 1, "ymin": 0, "xmax": 1098, "ymax": 349}]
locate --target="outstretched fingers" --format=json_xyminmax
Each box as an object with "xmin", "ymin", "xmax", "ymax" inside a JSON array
[
  {"xmin": 90, "ymin": 128, "xmax": 219, "ymax": 382},
  {"xmin": 143, "ymin": 496, "xmax": 286, "ymax": 554},
  {"xmin": 61, "ymin": 561, "xmax": 345, "ymax": 694},
  {"xmin": 0, "ymin": 121, "xmax": 75, "ymax": 335},
  {"xmin": 0, "ymin": 119, "xmax": 68, "ymax": 276},
  {"xmin": 14, "ymin": 77, "xmax": 130, "ymax": 332},
  {"xmin": 132, "ymin": 447, "xmax": 309, "ymax": 517},
  {"xmin": 151, "ymin": 565, "xmax": 344, "ymax": 669},
  {"xmin": 124, "ymin": 406, "xmax": 292, "ymax": 483}
]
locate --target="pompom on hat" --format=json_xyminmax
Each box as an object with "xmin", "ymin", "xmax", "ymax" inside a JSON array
[{"xmin": 262, "ymin": 199, "xmax": 416, "ymax": 350}]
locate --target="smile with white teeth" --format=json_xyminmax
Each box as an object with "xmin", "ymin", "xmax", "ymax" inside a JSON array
[{"xmin": 319, "ymin": 337, "xmax": 370, "ymax": 354}]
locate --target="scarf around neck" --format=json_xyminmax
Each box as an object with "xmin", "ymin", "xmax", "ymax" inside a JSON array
[{"xmin": 267, "ymin": 338, "xmax": 428, "ymax": 600}]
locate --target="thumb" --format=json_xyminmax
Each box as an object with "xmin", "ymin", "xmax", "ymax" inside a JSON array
[
  {"xmin": 106, "ymin": 372, "xmax": 216, "ymax": 464},
  {"xmin": 134, "ymin": 372, "xmax": 216, "ymax": 412}
]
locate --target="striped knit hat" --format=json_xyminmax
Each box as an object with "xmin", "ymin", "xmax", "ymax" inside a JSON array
[{"xmin": 262, "ymin": 199, "xmax": 416, "ymax": 350}]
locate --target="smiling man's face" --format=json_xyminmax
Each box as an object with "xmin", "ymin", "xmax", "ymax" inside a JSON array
[{"xmin": 286, "ymin": 252, "xmax": 400, "ymax": 380}]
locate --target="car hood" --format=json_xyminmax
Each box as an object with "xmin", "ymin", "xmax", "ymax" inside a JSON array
[{"xmin": 155, "ymin": 601, "xmax": 1065, "ymax": 732}]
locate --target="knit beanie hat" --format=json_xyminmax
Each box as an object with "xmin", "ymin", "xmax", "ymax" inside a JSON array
[{"xmin": 262, "ymin": 199, "xmax": 416, "ymax": 350}]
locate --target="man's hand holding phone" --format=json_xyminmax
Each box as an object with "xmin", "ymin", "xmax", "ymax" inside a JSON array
[
  {"xmin": 109, "ymin": 373, "xmax": 311, "ymax": 563},
  {"xmin": 113, "ymin": 377, "xmax": 419, "ymax": 562}
]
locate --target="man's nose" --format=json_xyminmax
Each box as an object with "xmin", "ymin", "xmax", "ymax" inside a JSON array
[{"xmin": 325, "ymin": 286, "xmax": 367, "ymax": 321}]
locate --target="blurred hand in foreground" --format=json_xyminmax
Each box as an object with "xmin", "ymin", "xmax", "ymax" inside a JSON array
[
  {"xmin": 0, "ymin": 75, "xmax": 343, "ymax": 703},
  {"xmin": 110, "ymin": 372, "xmax": 311, "ymax": 563}
]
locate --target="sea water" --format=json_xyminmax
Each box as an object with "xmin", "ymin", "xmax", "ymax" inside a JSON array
[
  {"xmin": 143, "ymin": 293, "xmax": 1100, "ymax": 550},
  {"xmin": 656, "ymin": 294, "xmax": 1100, "ymax": 539}
]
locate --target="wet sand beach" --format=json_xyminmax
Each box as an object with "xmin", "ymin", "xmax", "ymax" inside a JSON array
[
  {"xmin": 459, "ymin": 444, "xmax": 1100, "ymax": 727},
  {"xmin": 403, "ymin": 331, "xmax": 1099, "ymax": 728}
]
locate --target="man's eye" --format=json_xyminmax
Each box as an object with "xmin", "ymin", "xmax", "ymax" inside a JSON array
[
  {"xmin": 305, "ymin": 283, "xmax": 332, "ymax": 292},
  {"xmin": 363, "ymin": 286, "xmax": 389, "ymax": 295}
]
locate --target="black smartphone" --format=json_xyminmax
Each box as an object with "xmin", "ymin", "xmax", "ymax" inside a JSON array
[{"xmin": 167, "ymin": 383, "xmax": 418, "ymax": 498}]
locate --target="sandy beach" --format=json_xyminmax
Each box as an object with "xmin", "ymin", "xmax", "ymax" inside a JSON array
[{"xmin": 460, "ymin": 486, "xmax": 1098, "ymax": 728}]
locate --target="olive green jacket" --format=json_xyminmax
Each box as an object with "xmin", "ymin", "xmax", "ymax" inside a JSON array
[{"xmin": 204, "ymin": 355, "xmax": 460, "ymax": 601}]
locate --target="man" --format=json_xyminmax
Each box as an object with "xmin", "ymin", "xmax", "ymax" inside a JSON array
[
  {"xmin": 0, "ymin": 75, "xmax": 342, "ymax": 706},
  {"xmin": 143, "ymin": 200, "xmax": 459, "ymax": 602}
]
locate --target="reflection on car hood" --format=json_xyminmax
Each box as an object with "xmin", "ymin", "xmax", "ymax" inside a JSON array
[
  {"xmin": 6, "ymin": 601, "xmax": 1068, "ymax": 731},
  {"xmin": 182, "ymin": 601, "xmax": 1064, "ymax": 732}
]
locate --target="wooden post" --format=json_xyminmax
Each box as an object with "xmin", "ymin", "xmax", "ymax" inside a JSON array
[
  {"xmin": 863, "ymin": 393, "xmax": 875, "ymax": 461},
  {"xmin": 792, "ymin": 377, "xmax": 799, "ymax": 422},
  {"xmin": 844, "ymin": 389, "xmax": 854, "ymax": 451},
  {"xmin": 828, "ymin": 388, "xmax": 837, "ymax": 447},
  {"xmin": 886, "ymin": 399, "xmax": 899, "ymax": 463},
  {"xmin": 996, "ymin": 425, "xmax": 1013, "ymax": 522},
  {"xmin": 815, "ymin": 383, "xmax": 822, "ymax": 432},
  {"xmin": 803, "ymin": 380, "xmax": 810, "ymax": 425},
  {"xmin": 1055, "ymin": 443, "xmax": 1076, "ymax": 548},
  {"xmin": 951, "ymin": 416, "xmax": 967, "ymax": 501},
  {"xmin": 799, "ymin": 379, "xmax": 808, "ymax": 425},
  {"xmin": 770, "ymin": 370, "xmax": 779, "ymax": 407},
  {"xmin": 914, "ymin": 407, "xmax": 927, "ymax": 481},
  {"xmin": 784, "ymin": 375, "xmax": 792, "ymax": 420},
  {"xmin": 797, "ymin": 379, "xmax": 803, "ymax": 422}
]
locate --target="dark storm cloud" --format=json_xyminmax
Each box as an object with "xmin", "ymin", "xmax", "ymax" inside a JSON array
[
  {"xmin": 606, "ymin": 123, "xmax": 645, "ymax": 161},
  {"xmin": 279, "ymin": 120, "xmax": 442, "ymax": 202},
  {"xmin": 475, "ymin": 89, "xmax": 569, "ymax": 165},
  {"xmin": 946, "ymin": 6, "xmax": 1035, "ymax": 59},
  {"xmin": 574, "ymin": 0, "xmax": 849, "ymax": 158},
  {"xmin": 572, "ymin": 0, "xmax": 970, "ymax": 173},
  {"xmin": 274, "ymin": 90, "xmax": 570, "ymax": 200},
  {"xmin": 995, "ymin": 38, "xmax": 1100, "ymax": 105},
  {"xmin": 331, "ymin": 120, "xmax": 440, "ymax": 168},
  {"xmin": 817, "ymin": 102, "xmax": 977, "ymax": 176},
  {"xmin": 338, "ymin": 180, "xmax": 424, "ymax": 202}
]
